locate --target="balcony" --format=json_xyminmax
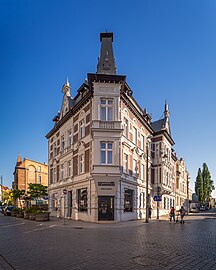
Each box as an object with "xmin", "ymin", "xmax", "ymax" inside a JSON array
[{"xmin": 92, "ymin": 120, "xmax": 122, "ymax": 131}]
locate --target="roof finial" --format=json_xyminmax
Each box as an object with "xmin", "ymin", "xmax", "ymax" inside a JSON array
[
  {"xmin": 164, "ymin": 99, "xmax": 170, "ymax": 118},
  {"xmin": 17, "ymin": 153, "xmax": 22, "ymax": 164},
  {"xmin": 66, "ymin": 77, "xmax": 70, "ymax": 87}
]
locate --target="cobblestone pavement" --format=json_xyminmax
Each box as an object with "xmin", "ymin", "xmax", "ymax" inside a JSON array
[{"xmin": 0, "ymin": 210, "xmax": 216, "ymax": 270}]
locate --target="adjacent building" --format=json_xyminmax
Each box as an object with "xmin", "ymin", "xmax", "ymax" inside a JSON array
[
  {"xmin": 12, "ymin": 154, "xmax": 48, "ymax": 191},
  {"xmin": 46, "ymin": 32, "xmax": 190, "ymax": 222}
]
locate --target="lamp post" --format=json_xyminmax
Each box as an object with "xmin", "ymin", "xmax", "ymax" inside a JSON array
[
  {"xmin": 156, "ymin": 150, "xmax": 168, "ymax": 220},
  {"xmin": 145, "ymin": 141, "xmax": 149, "ymax": 223},
  {"xmin": 156, "ymin": 148, "xmax": 159, "ymax": 219},
  {"xmin": 145, "ymin": 136, "xmax": 152, "ymax": 223}
]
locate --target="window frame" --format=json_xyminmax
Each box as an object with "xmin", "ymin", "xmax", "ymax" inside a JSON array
[
  {"xmin": 100, "ymin": 98, "xmax": 114, "ymax": 121},
  {"xmin": 79, "ymin": 154, "xmax": 84, "ymax": 174},
  {"xmin": 78, "ymin": 188, "xmax": 88, "ymax": 212},
  {"xmin": 123, "ymin": 117, "xmax": 129, "ymax": 138},
  {"xmin": 124, "ymin": 188, "xmax": 133, "ymax": 212},
  {"xmin": 133, "ymin": 127, "xmax": 137, "ymax": 145},
  {"xmin": 123, "ymin": 153, "xmax": 128, "ymax": 172},
  {"xmin": 79, "ymin": 119, "xmax": 85, "ymax": 139},
  {"xmin": 100, "ymin": 142, "xmax": 113, "ymax": 165}
]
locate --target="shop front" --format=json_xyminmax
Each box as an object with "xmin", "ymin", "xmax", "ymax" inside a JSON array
[{"xmin": 95, "ymin": 177, "xmax": 118, "ymax": 221}]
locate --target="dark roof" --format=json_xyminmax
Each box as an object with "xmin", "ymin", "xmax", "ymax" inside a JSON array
[{"xmin": 151, "ymin": 118, "xmax": 166, "ymax": 132}]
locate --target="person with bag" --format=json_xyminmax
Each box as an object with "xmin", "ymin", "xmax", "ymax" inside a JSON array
[{"xmin": 169, "ymin": 206, "xmax": 175, "ymax": 223}]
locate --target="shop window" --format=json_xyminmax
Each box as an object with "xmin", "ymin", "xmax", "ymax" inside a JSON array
[
  {"xmin": 124, "ymin": 189, "xmax": 133, "ymax": 212},
  {"xmin": 78, "ymin": 188, "xmax": 87, "ymax": 212}
]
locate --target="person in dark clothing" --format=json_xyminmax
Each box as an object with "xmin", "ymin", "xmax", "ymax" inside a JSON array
[
  {"xmin": 169, "ymin": 207, "xmax": 175, "ymax": 222},
  {"xmin": 179, "ymin": 206, "xmax": 186, "ymax": 223}
]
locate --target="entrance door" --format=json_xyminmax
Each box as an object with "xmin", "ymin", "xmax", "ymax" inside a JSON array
[
  {"xmin": 98, "ymin": 196, "xmax": 114, "ymax": 221},
  {"xmin": 67, "ymin": 191, "xmax": 72, "ymax": 218}
]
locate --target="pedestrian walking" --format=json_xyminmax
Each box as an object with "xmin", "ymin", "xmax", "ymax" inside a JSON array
[
  {"xmin": 179, "ymin": 206, "xmax": 186, "ymax": 224},
  {"xmin": 169, "ymin": 206, "xmax": 175, "ymax": 223}
]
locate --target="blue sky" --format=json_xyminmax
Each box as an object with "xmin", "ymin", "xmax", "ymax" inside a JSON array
[{"xmin": 0, "ymin": 0, "xmax": 216, "ymax": 196}]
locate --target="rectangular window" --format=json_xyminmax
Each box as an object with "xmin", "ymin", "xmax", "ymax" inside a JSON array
[
  {"xmin": 53, "ymin": 142, "xmax": 57, "ymax": 157},
  {"xmin": 133, "ymin": 159, "xmax": 137, "ymax": 174},
  {"xmin": 79, "ymin": 120, "xmax": 85, "ymax": 139},
  {"xmin": 68, "ymin": 160, "xmax": 71, "ymax": 177},
  {"xmin": 54, "ymin": 168, "xmax": 57, "ymax": 182},
  {"xmin": 123, "ymin": 118, "xmax": 129, "ymax": 138},
  {"xmin": 141, "ymin": 164, "xmax": 145, "ymax": 180},
  {"xmin": 38, "ymin": 166, "xmax": 41, "ymax": 172},
  {"xmin": 140, "ymin": 135, "xmax": 145, "ymax": 150},
  {"xmin": 151, "ymin": 168, "xmax": 155, "ymax": 184},
  {"xmin": 139, "ymin": 192, "xmax": 145, "ymax": 208},
  {"xmin": 78, "ymin": 188, "xmax": 87, "ymax": 212},
  {"xmin": 100, "ymin": 142, "xmax": 113, "ymax": 164},
  {"xmin": 143, "ymin": 192, "xmax": 145, "ymax": 208},
  {"xmin": 52, "ymin": 194, "xmax": 58, "ymax": 211},
  {"xmin": 68, "ymin": 129, "xmax": 72, "ymax": 146},
  {"xmin": 164, "ymin": 197, "xmax": 166, "ymax": 209},
  {"xmin": 61, "ymin": 164, "xmax": 64, "ymax": 179},
  {"xmin": 38, "ymin": 175, "xmax": 41, "ymax": 184},
  {"xmin": 100, "ymin": 99, "xmax": 113, "ymax": 121},
  {"xmin": 124, "ymin": 189, "xmax": 133, "ymax": 212},
  {"xmin": 123, "ymin": 153, "xmax": 128, "ymax": 172},
  {"xmin": 79, "ymin": 155, "xmax": 84, "ymax": 174},
  {"xmin": 61, "ymin": 135, "xmax": 65, "ymax": 151},
  {"xmin": 133, "ymin": 127, "xmax": 137, "ymax": 145},
  {"xmin": 50, "ymin": 168, "xmax": 53, "ymax": 184}
]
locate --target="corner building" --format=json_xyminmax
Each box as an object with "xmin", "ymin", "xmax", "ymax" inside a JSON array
[{"xmin": 46, "ymin": 33, "xmax": 189, "ymax": 222}]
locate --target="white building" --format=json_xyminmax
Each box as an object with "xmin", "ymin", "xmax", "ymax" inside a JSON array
[{"xmin": 46, "ymin": 32, "xmax": 189, "ymax": 222}]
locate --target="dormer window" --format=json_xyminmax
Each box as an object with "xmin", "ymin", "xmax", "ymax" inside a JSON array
[{"xmin": 100, "ymin": 99, "xmax": 113, "ymax": 121}]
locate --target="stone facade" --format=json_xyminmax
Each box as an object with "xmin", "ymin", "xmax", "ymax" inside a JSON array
[
  {"xmin": 46, "ymin": 32, "xmax": 190, "ymax": 222},
  {"xmin": 13, "ymin": 154, "xmax": 48, "ymax": 191}
]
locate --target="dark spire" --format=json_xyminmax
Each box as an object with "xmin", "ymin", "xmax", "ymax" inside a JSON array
[{"xmin": 97, "ymin": 32, "xmax": 116, "ymax": 75}]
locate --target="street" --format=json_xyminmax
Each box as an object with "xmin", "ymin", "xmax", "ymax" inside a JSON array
[{"xmin": 0, "ymin": 211, "xmax": 216, "ymax": 270}]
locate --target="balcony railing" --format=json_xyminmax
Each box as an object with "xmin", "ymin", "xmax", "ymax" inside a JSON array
[
  {"xmin": 99, "ymin": 121, "xmax": 114, "ymax": 129},
  {"xmin": 92, "ymin": 120, "xmax": 122, "ymax": 130}
]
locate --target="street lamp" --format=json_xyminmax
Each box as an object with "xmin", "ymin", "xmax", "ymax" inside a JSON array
[
  {"xmin": 145, "ymin": 136, "xmax": 152, "ymax": 223},
  {"xmin": 156, "ymin": 150, "xmax": 168, "ymax": 220},
  {"xmin": 156, "ymin": 149, "xmax": 160, "ymax": 220}
]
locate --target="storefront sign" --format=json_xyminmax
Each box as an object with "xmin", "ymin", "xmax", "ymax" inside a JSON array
[{"xmin": 95, "ymin": 178, "xmax": 118, "ymax": 195}]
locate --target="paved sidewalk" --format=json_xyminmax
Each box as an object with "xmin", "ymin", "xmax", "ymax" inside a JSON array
[{"xmin": 0, "ymin": 211, "xmax": 216, "ymax": 270}]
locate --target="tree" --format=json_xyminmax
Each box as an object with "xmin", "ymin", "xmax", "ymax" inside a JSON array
[
  {"xmin": 2, "ymin": 190, "xmax": 13, "ymax": 206},
  {"xmin": 27, "ymin": 184, "xmax": 48, "ymax": 205},
  {"xmin": 195, "ymin": 168, "xmax": 204, "ymax": 204},
  {"xmin": 11, "ymin": 189, "xmax": 25, "ymax": 208},
  {"xmin": 195, "ymin": 163, "xmax": 215, "ymax": 205}
]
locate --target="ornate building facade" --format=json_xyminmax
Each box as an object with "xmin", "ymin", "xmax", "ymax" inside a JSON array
[{"xmin": 46, "ymin": 32, "xmax": 189, "ymax": 222}]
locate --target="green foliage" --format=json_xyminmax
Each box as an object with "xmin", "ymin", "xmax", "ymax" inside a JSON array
[
  {"xmin": 11, "ymin": 189, "xmax": 25, "ymax": 207},
  {"xmin": 2, "ymin": 190, "xmax": 13, "ymax": 205},
  {"xmin": 25, "ymin": 207, "xmax": 38, "ymax": 214},
  {"xmin": 36, "ymin": 210, "xmax": 50, "ymax": 214},
  {"xmin": 12, "ymin": 207, "xmax": 21, "ymax": 213},
  {"xmin": 195, "ymin": 163, "xmax": 215, "ymax": 204},
  {"xmin": 27, "ymin": 184, "xmax": 48, "ymax": 201}
]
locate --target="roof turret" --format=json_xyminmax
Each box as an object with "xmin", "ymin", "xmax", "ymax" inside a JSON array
[{"xmin": 97, "ymin": 32, "xmax": 116, "ymax": 75}]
